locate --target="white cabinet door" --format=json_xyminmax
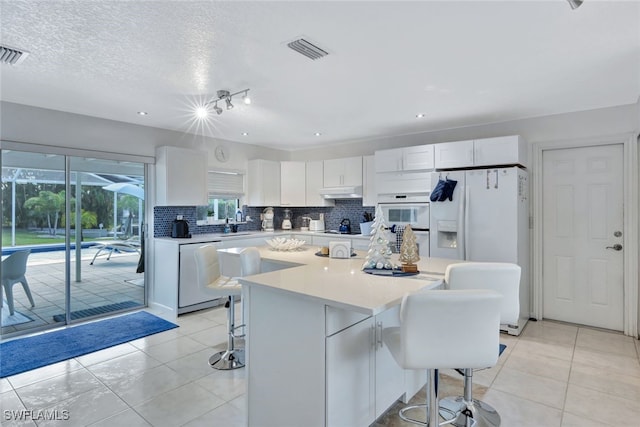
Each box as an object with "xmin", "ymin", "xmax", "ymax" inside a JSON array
[
  {"xmin": 434, "ymin": 140, "xmax": 474, "ymax": 169},
  {"xmin": 375, "ymin": 148, "xmax": 404, "ymax": 173},
  {"xmin": 362, "ymin": 155, "xmax": 377, "ymax": 207},
  {"xmin": 351, "ymin": 237, "xmax": 370, "ymax": 250},
  {"xmin": 247, "ymin": 159, "xmax": 281, "ymax": 206},
  {"xmin": 344, "ymin": 156, "xmax": 363, "ymax": 186},
  {"xmin": 306, "ymin": 161, "xmax": 335, "ymax": 207},
  {"xmin": 155, "ymin": 146, "xmax": 208, "ymax": 206},
  {"xmin": 326, "ymin": 317, "xmax": 375, "ymax": 427},
  {"xmin": 403, "ymin": 144, "xmax": 435, "ymax": 171},
  {"xmin": 323, "ymin": 158, "xmax": 344, "ymax": 187},
  {"xmin": 280, "ymin": 161, "xmax": 306, "ymax": 206},
  {"xmin": 374, "ymin": 305, "xmax": 404, "ymax": 418},
  {"xmin": 179, "ymin": 242, "xmax": 222, "ymax": 308},
  {"xmin": 473, "ymin": 135, "xmax": 527, "ymax": 168},
  {"xmin": 323, "ymin": 156, "xmax": 363, "ymax": 187}
]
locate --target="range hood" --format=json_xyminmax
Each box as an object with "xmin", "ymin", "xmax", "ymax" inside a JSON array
[{"xmin": 318, "ymin": 185, "xmax": 363, "ymax": 199}]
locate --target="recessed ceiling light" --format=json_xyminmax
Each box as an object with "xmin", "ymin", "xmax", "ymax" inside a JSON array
[
  {"xmin": 314, "ymin": 132, "xmax": 322, "ymax": 136},
  {"xmin": 242, "ymin": 132, "xmax": 249, "ymax": 136},
  {"xmin": 416, "ymin": 113, "xmax": 425, "ymax": 118},
  {"xmin": 137, "ymin": 111, "xmax": 148, "ymax": 116}
]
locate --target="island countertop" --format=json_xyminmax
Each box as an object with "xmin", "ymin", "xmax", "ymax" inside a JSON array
[{"xmin": 220, "ymin": 246, "xmax": 458, "ymax": 316}]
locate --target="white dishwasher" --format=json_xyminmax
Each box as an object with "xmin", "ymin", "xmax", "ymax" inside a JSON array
[{"xmin": 179, "ymin": 241, "xmax": 223, "ymax": 311}]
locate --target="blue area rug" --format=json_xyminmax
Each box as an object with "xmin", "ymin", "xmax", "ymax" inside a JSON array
[
  {"xmin": 0, "ymin": 311, "xmax": 178, "ymax": 378},
  {"xmin": 52, "ymin": 300, "xmax": 141, "ymax": 322}
]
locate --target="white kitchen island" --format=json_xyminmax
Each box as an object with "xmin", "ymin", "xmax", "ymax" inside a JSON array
[{"xmin": 219, "ymin": 246, "xmax": 458, "ymax": 427}]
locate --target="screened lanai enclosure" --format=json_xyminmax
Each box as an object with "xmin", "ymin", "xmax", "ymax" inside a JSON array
[{"xmin": 1, "ymin": 145, "xmax": 150, "ymax": 337}]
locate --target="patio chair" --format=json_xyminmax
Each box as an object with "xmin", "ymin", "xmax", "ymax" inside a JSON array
[
  {"xmin": 89, "ymin": 237, "xmax": 141, "ymax": 265},
  {"xmin": 1, "ymin": 249, "xmax": 35, "ymax": 316}
]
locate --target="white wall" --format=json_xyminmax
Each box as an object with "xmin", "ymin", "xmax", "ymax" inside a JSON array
[
  {"xmin": 0, "ymin": 101, "xmax": 289, "ymax": 170},
  {"xmin": 4, "ymin": 100, "xmax": 636, "ymax": 166},
  {"xmin": 290, "ymin": 103, "xmax": 639, "ymax": 160}
]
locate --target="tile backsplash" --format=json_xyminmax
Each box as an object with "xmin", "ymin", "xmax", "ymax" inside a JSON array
[{"xmin": 153, "ymin": 200, "xmax": 375, "ymax": 237}]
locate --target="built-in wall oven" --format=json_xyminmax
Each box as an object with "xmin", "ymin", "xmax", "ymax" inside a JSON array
[{"xmin": 378, "ymin": 202, "xmax": 430, "ymax": 256}]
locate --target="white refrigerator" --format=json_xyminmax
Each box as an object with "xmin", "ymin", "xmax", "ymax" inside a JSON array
[{"xmin": 429, "ymin": 166, "xmax": 529, "ymax": 335}]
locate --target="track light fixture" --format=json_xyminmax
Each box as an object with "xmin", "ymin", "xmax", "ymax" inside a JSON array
[
  {"xmin": 567, "ymin": 0, "xmax": 583, "ymax": 9},
  {"xmin": 197, "ymin": 88, "xmax": 250, "ymax": 118}
]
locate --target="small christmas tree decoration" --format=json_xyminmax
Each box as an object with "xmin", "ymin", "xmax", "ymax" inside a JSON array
[
  {"xmin": 399, "ymin": 225, "xmax": 420, "ymax": 273},
  {"xmin": 362, "ymin": 204, "xmax": 394, "ymax": 270}
]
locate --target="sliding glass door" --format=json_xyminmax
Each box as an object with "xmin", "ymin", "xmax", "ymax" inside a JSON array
[{"xmin": 1, "ymin": 146, "xmax": 147, "ymax": 337}]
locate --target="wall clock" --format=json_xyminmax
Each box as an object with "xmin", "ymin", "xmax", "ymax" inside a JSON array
[{"xmin": 215, "ymin": 145, "xmax": 230, "ymax": 163}]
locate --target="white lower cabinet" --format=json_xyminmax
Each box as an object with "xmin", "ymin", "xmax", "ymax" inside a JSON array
[
  {"xmin": 326, "ymin": 305, "xmax": 407, "ymax": 425},
  {"xmin": 326, "ymin": 317, "xmax": 375, "ymax": 427},
  {"xmin": 351, "ymin": 237, "xmax": 370, "ymax": 250},
  {"xmin": 374, "ymin": 306, "xmax": 405, "ymax": 418}
]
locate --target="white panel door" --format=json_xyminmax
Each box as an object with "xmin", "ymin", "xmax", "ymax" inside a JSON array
[{"xmin": 542, "ymin": 144, "xmax": 624, "ymax": 330}]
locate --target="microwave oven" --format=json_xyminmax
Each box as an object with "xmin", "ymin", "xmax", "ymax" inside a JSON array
[{"xmin": 378, "ymin": 202, "xmax": 429, "ymax": 230}]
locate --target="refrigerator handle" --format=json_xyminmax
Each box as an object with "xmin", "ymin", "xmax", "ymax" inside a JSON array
[
  {"xmin": 464, "ymin": 185, "xmax": 470, "ymax": 260},
  {"xmin": 457, "ymin": 184, "xmax": 466, "ymax": 260}
]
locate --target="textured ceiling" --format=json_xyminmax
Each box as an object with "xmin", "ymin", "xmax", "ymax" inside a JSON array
[{"xmin": 1, "ymin": 1, "xmax": 639, "ymax": 150}]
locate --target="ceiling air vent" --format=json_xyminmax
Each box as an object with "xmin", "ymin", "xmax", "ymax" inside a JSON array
[
  {"xmin": 287, "ymin": 38, "xmax": 328, "ymax": 60},
  {"xmin": 0, "ymin": 45, "xmax": 30, "ymax": 65}
]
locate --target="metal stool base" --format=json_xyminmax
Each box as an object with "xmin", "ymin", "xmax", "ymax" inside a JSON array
[
  {"xmin": 209, "ymin": 349, "xmax": 245, "ymax": 370},
  {"xmin": 439, "ymin": 396, "xmax": 500, "ymax": 427},
  {"xmin": 399, "ymin": 404, "xmax": 463, "ymax": 427}
]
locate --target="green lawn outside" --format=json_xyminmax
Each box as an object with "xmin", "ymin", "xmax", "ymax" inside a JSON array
[{"xmin": 2, "ymin": 228, "xmax": 103, "ymax": 247}]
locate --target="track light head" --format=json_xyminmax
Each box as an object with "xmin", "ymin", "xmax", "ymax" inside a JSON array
[
  {"xmin": 243, "ymin": 90, "xmax": 251, "ymax": 105},
  {"xmin": 225, "ymin": 96, "xmax": 234, "ymax": 110},
  {"xmin": 213, "ymin": 103, "xmax": 223, "ymax": 115}
]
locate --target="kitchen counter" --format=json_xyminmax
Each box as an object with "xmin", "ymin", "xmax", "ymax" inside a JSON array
[
  {"xmin": 218, "ymin": 246, "xmax": 459, "ymax": 427},
  {"xmin": 153, "ymin": 229, "xmax": 371, "ymax": 245},
  {"xmin": 222, "ymin": 246, "xmax": 450, "ymax": 315}
]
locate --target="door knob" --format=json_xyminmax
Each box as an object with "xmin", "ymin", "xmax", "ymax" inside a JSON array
[{"xmin": 606, "ymin": 244, "xmax": 623, "ymax": 251}]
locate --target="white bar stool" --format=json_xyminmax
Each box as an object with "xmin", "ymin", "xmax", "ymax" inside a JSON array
[
  {"xmin": 194, "ymin": 245, "xmax": 260, "ymax": 370},
  {"xmin": 441, "ymin": 262, "xmax": 521, "ymax": 427},
  {"xmin": 384, "ymin": 289, "xmax": 502, "ymax": 427}
]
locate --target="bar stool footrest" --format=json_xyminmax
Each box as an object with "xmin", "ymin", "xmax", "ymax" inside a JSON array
[
  {"xmin": 439, "ymin": 396, "xmax": 500, "ymax": 427},
  {"xmin": 399, "ymin": 404, "xmax": 464, "ymax": 427},
  {"xmin": 209, "ymin": 349, "xmax": 245, "ymax": 370}
]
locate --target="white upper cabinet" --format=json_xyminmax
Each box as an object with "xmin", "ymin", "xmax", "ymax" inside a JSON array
[
  {"xmin": 374, "ymin": 148, "xmax": 404, "ymax": 173},
  {"xmin": 280, "ymin": 161, "xmax": 306, "ymax": 206},
  {"xmin": 434, "ymin": 136, "xmax": 527, "ymax": 169},
  {"xmin": 247, "ymin": 159, "xmax": 281, "ymax": 206},
  {"xmin": 403, "ymin": 145, "xmax": 435, "ymax": 171},
  {"xmin": 306, "ymin": 161, "xmax": 335, "ymax": 207},
  {"xmin": 155, "ymin": 146, "xmax": 208, "ymax": 206},
  {"xmin": 362, "ymin": 155, "xmax": 377, "ymax": 207},
  {"xmin": 473, "ymin": 135, "xmax": 528, "ymax": 168},
  {"xmin": 375, "ymin": 145, "xmax": 434, "ymax": 172},
  {"xmin": 323, "ymin": 156, "xmax": 363, "ymax": 187},
  {"xmin": 434, "ymin": 140, "xmax": 474, "ymax": 169}
]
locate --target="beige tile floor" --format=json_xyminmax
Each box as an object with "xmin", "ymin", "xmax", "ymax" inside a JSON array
[{"xmin": 1, "ymin": 308, "xmax": 639, "ymax": 427}]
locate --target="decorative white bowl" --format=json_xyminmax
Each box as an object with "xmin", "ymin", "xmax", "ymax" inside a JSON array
[{"xmin": 265, "ymin": 237, "xmax": 306, "ymax": 251}]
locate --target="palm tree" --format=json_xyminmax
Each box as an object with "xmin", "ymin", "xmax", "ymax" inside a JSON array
[{"xmin": 24, "ymin": 190, "xmax": 66, "ymax": 236}]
